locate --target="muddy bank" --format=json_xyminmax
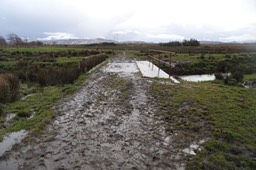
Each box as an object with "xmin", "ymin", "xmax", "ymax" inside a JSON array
[{"xmin": 0, "ymin": 56, "xmax": 200, "ymax": 170}]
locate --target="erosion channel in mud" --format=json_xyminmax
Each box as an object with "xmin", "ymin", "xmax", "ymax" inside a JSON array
[{"xmin": 0, "ymin": 56, "xmax": 202, "ymax": 170}]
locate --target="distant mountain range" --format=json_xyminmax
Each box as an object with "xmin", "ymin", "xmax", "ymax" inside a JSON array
[
  {"xmin": 42, "ymin": 38, "xmax": 117, "ymax": 45},
  {"xmin": 41, "ymin": 38, "xmax": 155, "ymax": 45},
  {"xmin": 41, "ymin": 38, "xmax": 255, "ymax": 45}
]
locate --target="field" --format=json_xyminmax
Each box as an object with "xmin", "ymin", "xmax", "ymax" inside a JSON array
[
  {"xmin": 0, "ymin": 47, "xmax": 109, "ymax": 139},
  {"xmin": 0, "ymin": 43, "xmax": 256, "ymax": 169}
]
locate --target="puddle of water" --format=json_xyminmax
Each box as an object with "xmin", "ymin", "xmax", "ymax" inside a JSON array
[
  {"xmin": 5, "ymin": 113, "xmax": 15, "ymax": 122},
  {"xmin": 0, "ymin": 130, "xmax": 27, "ymax": 156},
  {"xmin": 179, "ymin": 73, "xmax": 230, "ymax": 82},
  {"xmin": 4, "ymin": 113, "xmax": 16, "ymax": 126},
  {"xmin": 243, "ymin": 80, "xmax": 256, "ymax": 88},
  {"xmin": 28, "ymin": 110, "xmax": 36, "ymax": 119},
  {"xmin": 183, "ymin": 139, "xmax": 205, "ymax": 155},
  {"xmin": 104, "ymin": 62, "xmax": 139, "ymax": 76},
  {"xmin": 0, "ymin": 159, "xmax": 19, "ymax": 170},
  {"xmin": 179, "ymin": 74, "xmax": 215, "ymax": 82},
  {"xmin": 21, "ymin": 94, "xmax": 34, "ymax": 100}
]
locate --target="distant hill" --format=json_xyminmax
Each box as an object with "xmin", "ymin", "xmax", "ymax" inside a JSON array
[
  {"xmin": 200, "ymin": 41, "xmax": 223, "ymax": 44},
  {"xmin": 41, "ymin": 39, "xmax": 256, "ymax": 45},
  {"xmin": 200, "ymin": 41, "xmax": 256, "ymax": 44},
  {"xmin": 42, "ymin": 38, "xmax": 116, "ymax": 45}
]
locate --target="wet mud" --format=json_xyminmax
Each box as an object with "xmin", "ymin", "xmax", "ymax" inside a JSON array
[{"xmin": 0, "ymin": 57, "xmax": 189, "ymax": 170}]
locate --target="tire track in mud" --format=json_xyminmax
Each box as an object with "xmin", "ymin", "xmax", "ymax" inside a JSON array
[{"xmin": 1, "ymin": 57, "xmax": 185, "ymax": 170}]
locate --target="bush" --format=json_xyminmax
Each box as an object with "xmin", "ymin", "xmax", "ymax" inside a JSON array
[
  {"xmin": 224, "ymin": 76, "xmax": 237, "ymax": 86},
  {"xmin": 199, "ymin": 54, "xmax": 205, "ymax": 59},
  {"xmin": 182, "ymin": 38, "xmax": 200, "ymax": 46},
  {"xmin": 231, "ymin": 67, "xmax": 244, "ymax": 83},
  {"xmin": 0, "ymin": 73, "xmax": 20, "ymax": 103},
  {"xmin": 215, "ymin": 73, "xmax": 224, "ymax": 80}
]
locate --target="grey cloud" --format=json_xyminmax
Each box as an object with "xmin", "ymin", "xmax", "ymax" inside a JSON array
[{"xmin": 0, "ymin": 0, "xmax": 255, "ymax": 42}]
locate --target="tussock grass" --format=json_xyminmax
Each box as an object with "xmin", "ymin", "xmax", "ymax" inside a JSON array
[
  {"xmin": 37, "ymin": 66, "xmax": 80, "ymax": 86},
  {"xmin": 0, "ymin": 73, "xmax": 20, "ymax": 103}
]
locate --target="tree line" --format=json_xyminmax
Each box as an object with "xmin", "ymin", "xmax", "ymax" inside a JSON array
[
  {"xmin": 159, "ymin": 38, "xmax": 200, "ymax": 47},
  {"xmin": 0, "ymin": 33, "xmax": 43, "ymax": 47}
]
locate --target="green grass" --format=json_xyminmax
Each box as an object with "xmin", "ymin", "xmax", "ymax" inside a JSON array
[
  {"xmin": 0, "ymin": 57, "xmax": 85, "ymax": 70},
  {"xmin": 0, "ymin": 59, "xmax": 109, "ymax": 141},
  {"xmin": 0, "ymin": 85, "xmax": 74, "ymax": 141},
  {"xmin": 33, "ymin": 56, "xmax": 86, "ymax": 66},
  {"xmin": 244, "ymin": 73, "xmax": 256, "ymax": 80},
  {"xmin": 150, "ymin": 81, "xmax": 256, "ymax": 169},
  {"xmin": 0, "ymin": 61, "xmax": 17, "ymax": 70},
  {"xmin": 56, "ymin": 57, "xmax": 85, "ymax": 64}
]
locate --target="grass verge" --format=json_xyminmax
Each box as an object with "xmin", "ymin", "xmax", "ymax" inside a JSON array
[
  {"xmin": 150, "ymin": 81, "xmax": 256, "ymax": 169},
  {"xmin": 244, "ymin": 73, "xmax": 256, "ymax": 80}
]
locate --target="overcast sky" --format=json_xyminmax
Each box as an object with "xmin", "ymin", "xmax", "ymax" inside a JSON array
[{"xmin": 0, "ymin": 0, "xmax": 256, "ymax": 42}]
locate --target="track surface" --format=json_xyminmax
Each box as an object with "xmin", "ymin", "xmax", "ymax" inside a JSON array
[{"xmin": 1, "ymin": 57, "xmax": 186, "ymax": 170}]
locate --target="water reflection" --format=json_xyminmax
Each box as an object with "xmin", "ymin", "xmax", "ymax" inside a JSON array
[
  {"xmin": 179, "ymin": 74, "xmax": 215, "ymax": 82},
  {"xmin": 179, "ymin": 73, "xmax": 230, "ymax": 82},
  {"xmin": 0, "ymin": 130, "xmax": 27, "ymax": 156}
]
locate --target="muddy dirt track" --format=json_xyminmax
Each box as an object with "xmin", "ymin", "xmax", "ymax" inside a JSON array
[{"xmin": 1, "ymin": 56, "xmax": 187, "ymax": 170}]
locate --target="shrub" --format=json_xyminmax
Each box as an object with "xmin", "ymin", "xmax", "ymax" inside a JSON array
[
  {"xmin": 182, "ymin": 38, "xmax": 200, "ymax": 46},
  {"xmin": 0, "ymin": 73, "xmax": 20, "ymax": 103},
  {"xmin": 231, "ymin": 67, "xmax": 244, "ymax": 83},
  {"xmin": 224, "ymin": 76, "xmax": 237, "ymax": 86},
  {"xmin": 199, "ymin": 54, "xmax": 205, "ymax": 59},
  {"xmin": 215, "ymin": 73, "xmax": 224, "ymax": 80},
  {"xmin": 17, "ymin": 111, "xmax": 31, "ymax": 117}
]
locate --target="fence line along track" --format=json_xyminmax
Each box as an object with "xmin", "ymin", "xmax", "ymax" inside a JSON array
[{"xmin": 148, "ymin": 49, "xmax": 176, "ymax": 78}]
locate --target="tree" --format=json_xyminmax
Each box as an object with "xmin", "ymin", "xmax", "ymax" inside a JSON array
[
  {"xmin": 7, "ymin": 33, "xmax": 24, "ymax": 46},
  {"xmin": 0, "ymin": 36, "xmax": 7, "ymax": 47},
  {"xmin": 182, "ymin": 38, "xmax": 200, "ymax": 46}
]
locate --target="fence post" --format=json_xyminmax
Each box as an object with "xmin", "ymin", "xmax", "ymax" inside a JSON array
[
  {"xmin": 169, "ymin": 54, "xmax": 172, "ymax": 78},
  {"xmin": 152, "ymin": 54, "xmax": 154, "ymax": 71},
  {"xmin": 158, "ymin": 53, "xmax": 161, "ymax": 77},
  {"xmin": 148, "ymin": 53, "xmax": 151, "ymax": 67}
]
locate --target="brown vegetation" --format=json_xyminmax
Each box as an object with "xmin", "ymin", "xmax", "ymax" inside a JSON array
[
  {"xmin": 0, "ymin": 73, "xmax": 20, "ymax": 103},
  {"xmin": 14, "ymin": 54, "xmax": 108, "ymax": 86}
]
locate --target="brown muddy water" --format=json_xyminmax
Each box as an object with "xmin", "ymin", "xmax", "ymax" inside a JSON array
[{"xmin": 0, "ymin": 57, "xmax": 202, "ymax": 170}]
